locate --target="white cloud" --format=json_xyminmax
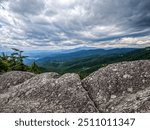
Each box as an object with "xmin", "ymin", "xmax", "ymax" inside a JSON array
[
  {"xmin": 119, "ymin": 36, "xmax": 150, "ymax": 45},
  {"xmin": 94, "ymin": 36, "xmax": 150, "ymax": 48},
  {"xmin": 0, "ymin": 0, "xmax": 150, "ymax": 50}
]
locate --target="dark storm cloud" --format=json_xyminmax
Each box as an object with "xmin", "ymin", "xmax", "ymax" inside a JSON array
[
  {"xmin": 129, "ymin": 0, "xmax": 150, "ymax": 29},
  {"xmin": 91, "ymin": 30, "xmax": 150, "ymax": 43},
  {"xmin": 9, "ymin": 0, "xmax": 45, "ymax": 15},
  {"xmin": 0, "ymin": 0, "xmax": 149, "ymax": 50}
]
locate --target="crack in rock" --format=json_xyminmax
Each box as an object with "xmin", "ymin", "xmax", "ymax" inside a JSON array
[{"xmin": 0, "ymin": 60, "xmax": 150, "ymax": 113}]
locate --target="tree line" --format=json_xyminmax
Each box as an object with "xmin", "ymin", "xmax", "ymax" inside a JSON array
[{"xmin": 0, "ymin": 48, "xmax": 40, "ymax": 74}]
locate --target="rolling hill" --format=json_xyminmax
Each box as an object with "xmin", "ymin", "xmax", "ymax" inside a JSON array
[
  {"xmin": 36, "ymin": 48, "xmax": 136, "ymax": 63},
  {"xmin": 37, "ymin": 47, "xmax": 150, "ymax": 79}
]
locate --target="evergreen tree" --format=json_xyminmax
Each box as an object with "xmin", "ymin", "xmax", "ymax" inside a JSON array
[
  {"xmin": 0, "ymin": 59, "xmax": 8, "ymax": 73},
  {"xmin": 1, "ymin": 52, "xmax": 8, "ymax": 60},
  {"xmin": 30, "ymin": 61, "xmax": 40, "ymax": 74},
  {"xmin": 10, "ymin": 48, "xmax": 28, "ymax": 71},
  {"xmin": 9, "ymin": 53, "xmax": 17, "ymax": 71},
  {"xmin": 0, "ymin": 53, "xmax": 9, "ymax": 72}
]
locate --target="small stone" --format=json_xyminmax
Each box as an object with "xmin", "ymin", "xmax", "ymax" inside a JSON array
[
  {"xmin": 123, "ymin": 74, "xmax": 132, "ymax": 79},
  {"xmin": 142, "ymin": 79, "xmax": 146, "ymax": 83},
  {"xmin": 112, "ymin": 68, "xmax": 117, "ymax": 71},
  {"xmin": 127, "ymin": 88, "xmax": 133, "ymax": 92},
  {"xmin": 111, "ymin": 95, "xmax": 117, "ymax": 99}
]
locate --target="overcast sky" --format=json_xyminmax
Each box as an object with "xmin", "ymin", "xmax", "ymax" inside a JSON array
[{"xmin": 0, "ymin": 0, "xmax": 150, "ymax": 50}]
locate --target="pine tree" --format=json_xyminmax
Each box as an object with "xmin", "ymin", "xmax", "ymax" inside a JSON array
[
  {"xmin": 30, "ymin": 61, "xmax": 40, "ymax": 74},
  {"xmin": 1, "ymin": 52, "xmax": 8, "ymax": 60},
  {"xmin": 0, "ymin": 48, "xmax": 40, "ymax": 74},
  {"xmin": 10, "ymin": 48, "xmax": 28, "ymax": 71},
  {"xmin": 0, "ymin": 53, "xmax": 9, "ymax": 72}
]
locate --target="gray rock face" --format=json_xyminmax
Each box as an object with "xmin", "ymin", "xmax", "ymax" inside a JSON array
[
  {"xmin": 0, "ymin": 60, "xmax": 150, "ymax": 113},
  {"xmin": 0, "ymin": 72, "xmax": 97, "ymax": 113},
  {"xmin": 0, "ymin": 71, "xmax": 35, "ymax": 94},
  {"xmin": 106, "ymin": 87, "xmax": 150, "ymax": 113},
  {"xmin": 82, "ymin": 60, "xmax": 150, "ymax": 112}
]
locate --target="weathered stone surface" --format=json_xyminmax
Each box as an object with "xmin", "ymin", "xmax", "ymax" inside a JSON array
[
  {"xmin": 0, "ymin": 72, "xmax": 98, "ymax": 113},
  {"xmin": 82, "ymin": 60, "xmax": 150, "ymax": 112},
  {"xmin": 106, "ymin": 87, "xmax": 150, "ymax": 113},
  {"xmin": 0, "ymin": 71, "xmax": 35, "ymax": 94},
  {"xmin": 0, "ymin": 60, "xmax": 150, "ymax": 113}
]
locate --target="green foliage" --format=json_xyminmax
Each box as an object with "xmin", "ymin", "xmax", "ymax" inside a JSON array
[
  {"xmin": 1, "ymin": 52, "xmax": 9, "ymax": 60},
  {"xmin": 30, "ymin": 61, "xmax": 40, "ymax": 74},
  {"xmin": 10, "ymin": 48, "xmax": 28, "ymax": 71},
  {"xmin": 0, "ymin": 59, "xmax": 9, "ymax": 73},
  {"xmin": 38, "ymin": 47, "xmax": 150, "ymax": 79},
  {"xmin": 0, "ymin": 48, "xmax": 40, "ymax": 74}
]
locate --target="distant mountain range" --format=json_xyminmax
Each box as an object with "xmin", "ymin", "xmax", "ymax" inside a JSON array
[
  {"xmin": 22, "ymin": 46, "xmax": 97, "ymax": 64},
  {"xmin": 0, "ymin": 47, "xmax": 137, "ymax": 64},
  {"xmin": 35, "ymin": 48, "xmax": 136, "ymax": 63},
  {"xmin": 23, "ymin": 47, "xmax": 138, "ymax": 65},
  {"xmin": 1, "ymin": 46, "xmax": 149, "ymax": 78},
  {"xmin": 35, "ymin": 47, "xmax": 150, "ymax": 78}
]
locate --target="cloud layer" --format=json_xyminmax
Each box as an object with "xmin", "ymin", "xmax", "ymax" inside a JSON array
[{"xmin": 0, "ymin": 0, "xmax": 150, "ymax": 50}]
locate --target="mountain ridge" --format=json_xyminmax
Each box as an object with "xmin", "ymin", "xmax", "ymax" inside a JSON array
[
  {"xmin": 36, "ymin": 48, "xmax": 136, "ymax": 63},
  {"xmin": 36, "ymin": 47, "xmax": 150, "ymax": 79}
]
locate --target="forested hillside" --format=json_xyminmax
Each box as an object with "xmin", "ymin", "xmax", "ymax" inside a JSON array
[
  {"xmin": 1, "ymin": 47, "xmax": 150, "ymax": 78},
  {"xmin": 37, "ymin": 47, "xmax": 150, "ymax": 78}
]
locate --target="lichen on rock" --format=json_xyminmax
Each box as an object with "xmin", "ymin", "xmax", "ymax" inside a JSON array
[{"xmin": 0, "ymin": 60, "xmax": 150, "ymax": 113}]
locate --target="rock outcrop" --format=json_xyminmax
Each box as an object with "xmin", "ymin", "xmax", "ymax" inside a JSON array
[
  {"xmin": 82, "ymin": 60, "xmax": 150, "ymax": 112},
  {"xmin": 0, "ymin": 72, "xmax": 97, "ymax": 112},
  {"xmin": 0, "ymin": 71, "xmax": 35, "ymax": 94},
  {"xmin": 0, "ymin": 60, "xmax": 150, "ymax": 113}
]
